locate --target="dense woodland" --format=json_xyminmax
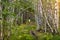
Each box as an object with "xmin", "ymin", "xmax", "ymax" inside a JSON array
[{"xmin": 0, "ymin": 0, "xmax": 60, "ymax": 40}]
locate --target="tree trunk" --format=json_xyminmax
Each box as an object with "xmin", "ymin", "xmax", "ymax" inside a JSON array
[{"xmin": 35, "ymin": 0, "xmax": 59, "ymax": 33}]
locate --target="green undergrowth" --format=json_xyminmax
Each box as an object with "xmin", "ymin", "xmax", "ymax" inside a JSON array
[{"xmin": 9, "ymin": 24, "xmax": 60, "ymax": 40}]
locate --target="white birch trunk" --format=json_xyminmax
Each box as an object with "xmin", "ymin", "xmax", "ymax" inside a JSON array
[
  {"xmin": 35, "ymin": 0, "xmax": 43, "ymax": 31},
  {"xmin": 53, "ymin": 0, "xmax": 59, "ymax": 33}
]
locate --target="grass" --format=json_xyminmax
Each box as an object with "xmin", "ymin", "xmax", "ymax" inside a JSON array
[{"xmin": 7, "ymin": 24, "xmax": 60, "ymax": 40}]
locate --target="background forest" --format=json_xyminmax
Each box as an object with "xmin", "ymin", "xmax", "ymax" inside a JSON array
[{"xmin": 0, "ymin": 0, "xmax": 60, "ymax": 40}]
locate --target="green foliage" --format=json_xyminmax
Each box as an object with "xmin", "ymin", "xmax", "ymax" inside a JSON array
[
  {"xmin": 9, "ymin": 24, "xmax": 36, "ymax": 40},
  {"xmin": 38, "ymin": 33, "xmax": 60, "ymax": 40},
  {"xmin": 8, "ymin": 24, "xmax": 60, "ymax": 40},
  {"xmin": 52, "ymin": 35, "xmax": 60, "ymax": 40},
  {"xmin": 2, "ymin": 0, "xmax": 60, "ymax": 40}
]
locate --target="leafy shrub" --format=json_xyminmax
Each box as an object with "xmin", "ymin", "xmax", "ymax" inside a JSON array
[{"xmin": 10, "ymin": 24, "xmax": 36, "ymax": 40}]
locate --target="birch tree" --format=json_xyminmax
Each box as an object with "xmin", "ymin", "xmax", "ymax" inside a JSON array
[{"xmin": 34, "ymin": 0, "xmax": 59, "ymax": 33}]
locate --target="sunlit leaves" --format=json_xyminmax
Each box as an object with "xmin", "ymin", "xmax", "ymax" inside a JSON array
[{"xmin": 10, "ymin": 24, "xmax": 36, "ymax": 40}]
